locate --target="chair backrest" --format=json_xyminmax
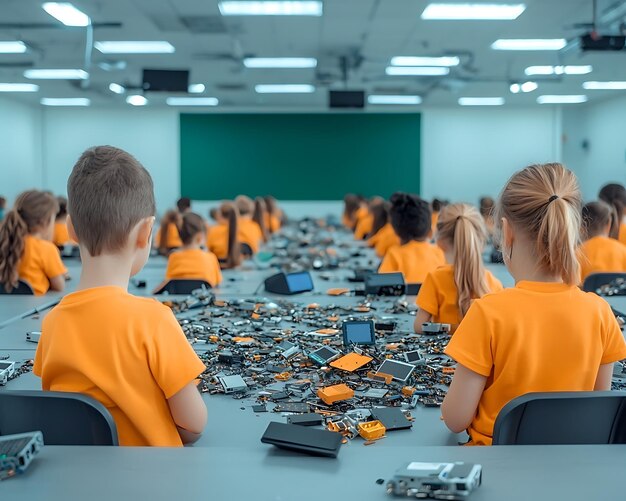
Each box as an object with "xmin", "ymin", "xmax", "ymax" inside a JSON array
[
  {"xmin": 0, "ymin": 390, "xmax": 118, "ymax": 445},
  {"xmin": 582, "ymin": 272, "xmax": 626, "ymax": 293},
  {"xmin": 493, "ymin": 391, "xmax": 626, "ymax": 445},
  {"xmin": 0, "ymin": 280, "xmax": 34, "ymax": 295},
  {"xmin": 154, "ymin": 279, "xmax": 212, "ymax": 295}
]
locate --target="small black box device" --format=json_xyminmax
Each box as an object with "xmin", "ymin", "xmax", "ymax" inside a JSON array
[
  {"xmin": 264, "ymin": 271, "xmax": 314, "ymax": 295},
  {"xmin": 261, "ymin": 422, "xmax": 342, "ymax": 457},
  {"xmin": 287, "ymin": 414, "xmax": 324, "ymax": 426},
  {"xmin": 365, "ymin": 272, "xmax": 406, "ymax": 296}
]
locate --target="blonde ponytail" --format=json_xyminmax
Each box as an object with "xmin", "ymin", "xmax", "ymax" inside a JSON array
[
  {"xmin": 496, "ymin": 163, "xmax": 581, "ymax": 285},
  {"xmin": 437, "ymin": 204, "xmax": 489, "ymax": 317}
]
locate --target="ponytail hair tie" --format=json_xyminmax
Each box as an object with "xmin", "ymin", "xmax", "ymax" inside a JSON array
[{"xmin": 548, "ymin": 195, "xmax": 559, "ymax": 204}]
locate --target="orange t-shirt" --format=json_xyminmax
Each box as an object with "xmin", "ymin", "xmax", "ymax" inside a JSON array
[
  {"xmin": 379, "ymin": 240, "xmax": 446, "ymax": 283},
  {"xmin": 206, "ymin": 224, "xmax": 229, "ymax": 260},
  {"xmin": 446, "ymin": 281, "xmax": 626, "ymax": 446},
  {"xmin": 342, "ymin": 213, "xmax": 357, "ymax": 230},
  {"xmin": 238, "ymin": 218, "xmax": 263, "ymax": 253},
  {"xmin": 33, "ymin": 287, "xmax": 206, "ymax": 447},
  {"xmin": 416, "ymin": 264, "xmax": 504, "ymax": 325},
  {"xmin": 579, "ymin": 236, "xmax": 626, "ymax": 282},
  {"xmin": 155, "ymin": 223, "xmax": 182, "ymax": 249},
  {"xmin": 354, "ymin": 214, "xmax": 374, "ymax": 240},
  {"xmin": 619, "ymin": 223, "xmax": 626, "ymax": 247},
  {"xmin": 368, "ymin": 223, "xmax": 400, "ymax": 257},
  {"xmin": 165, "ymin": 248, "xmax": 222, "ymax": 287},
  {"xmin": 264, "ymin": 213, "xmax": 281, "ymax": 233},
  {"xmin": 18, "ymin": 235, "xmax": 67, "ymax": 295},
  {"xmin": 53, "ymin": 221, "xmax": 71, "ymax": 246}
]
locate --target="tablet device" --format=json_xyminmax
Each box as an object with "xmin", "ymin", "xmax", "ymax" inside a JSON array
[
  {"xmin": 342, "ymin": 320, "xmax": 376, "ymax": 346},
  {"xmin": 377, "ymin": 359, "xmax": 415, "ymax": 382},
  {"xmin": 261, "ymin": 422, "xmax": 342, "ymax": 457},
  {"xmin": 371, "ymin": 407, "xmax": 413, "ymax": 431}
]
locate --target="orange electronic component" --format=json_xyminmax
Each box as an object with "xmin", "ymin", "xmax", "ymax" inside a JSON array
[
  {"xmin": 327, "ymin": 288, "xmax": 350, "ymax": 296},
  {"xmin": 253, "ymin": 354, "xmax": 263, "ymax": 362},
  {"xmin": 274, "ymin": 372, "xmax": 292, "ymax": 381},
  {"xmin": 442, "ymin": 367, "xmax": 456, "ymax": 374},
  {"xmin": 402, "ymin": 386, "xmax": 416, "ymax": 397},
  {"xmin": 214, "ymin": 300, "xmax": 227, "ymax": 307},
  {"xmin": 317, "ymin": 384, "xmax": 355, "ymax": 405},
  {"xmin": 386, "ymin": 343, "xmax": 400, "ymax": 351},
  {"xmin": 251, "ymin": 312, "xmax": 261, "ymax": 320},
  {"xmin": 327, "ymin": 316, "xmax": 340, "ymax": 322},
  {"xmin": 232, "ymin": 337, "xmax": 255, "ymax": 344},
  {"xmin": 358, "ymin": 420, "xmax": 386, "ymax": 441},
  {"xmin": 367, "ymin": 371, "xmax": 393, "ymax": 384},
  {"xmin": 330, "ymin": 353, "xmax": 373, "ymax": 372},
  {"xmin": 354, "ymin": 306, "xmax": 370, "ymax": 313},
  {"xmin": 315, "ymin": 328, "xmax": 340, "ymax": 335},
  {"xmin": 209, "ymin": 335, "xmax": 219, "ymax": 343},
  {"xmin": 306, "ymin": 303, "xmax": 320, "ymax": 310}
]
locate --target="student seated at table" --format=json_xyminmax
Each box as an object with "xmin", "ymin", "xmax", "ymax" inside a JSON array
[
  {"xmin": 479, "ymin": 196, "xmax": 496, "ymax": 241},
  {"xmin": 599, "ymin": 183, "xmax": 626, "ymax": 245},
  {"xmin": 34, "ymin": 146, "xmax": 207, "ymax": 447},
  {"xmin": 159, "ymin": 212, "xmax": 222, "ymax": 289},
  {"xmin": 252, "ymin": 197, "xmax": 269, "ymax": 243},
  {"xmin": 378, "ymin": 192, "xmax": 445, "ymax": 283},
  {"xmin": 442, "ymin": 163, "xmax": 626, "ymax": 446},
  {"xmin": 578, "ymin": 201, "xmax": 626, "ymax": 283},
  {"xmin": 235, "ymin": 195, "xmax": 263, "ymax": 253},
  {"xmin": 414, "ymin": 203, "xmax": 503, "ymax": 333},
  {"xmin": 52, "ymin": 196, "xmax": 72, "ymax": 248},
  {"xmin": 342, "ymin": 193, "xmax": 361, "ymax": 231},
  {"xmin": 366, "ymin": 199, "xmax": 390, "ymax": 244},
  {"xmin": 0, "ymin": 190, "xmax": 66, "ymax": 295},
  {"xmin": 155, "ymin": 209, "xmax": 182, "ymax": 255},
  {"xmin": 355, "ymin": 197, "xmax": 383, "ymax": 241},
  {"xmin": 206, "ymin": 202, "xmax": 243, "ymax": 269},
  {"xmin": 430, "ymin": 198, "xmax": 444, "ymax": 236},
  {"xmin": 264, "ymin": 196, "xmax": 283, "ymax": 234}
]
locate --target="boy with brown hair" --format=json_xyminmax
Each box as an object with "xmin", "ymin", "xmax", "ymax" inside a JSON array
[{"xmin": 34, "ymin": 145, "xmax": 207, "ymax": 446}]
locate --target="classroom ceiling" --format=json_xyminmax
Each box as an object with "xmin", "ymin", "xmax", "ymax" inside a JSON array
[{"xmin": 1, "ymin": 0, "xmax": 626, "ymax": 109}]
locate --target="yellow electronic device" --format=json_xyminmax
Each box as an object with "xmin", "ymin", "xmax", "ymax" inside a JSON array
[
  {"xmin": 329, "ymin": 353, "xmax": 373, "ymax": 372},
  {"xmin": 317, "ymin": 384, "xmax": 355, "ymax": 405}
]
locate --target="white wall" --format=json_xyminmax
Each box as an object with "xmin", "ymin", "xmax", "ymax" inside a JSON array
[
  {"xmin": 42, "ymin": 108, "xmax": 180, "ymax": 214},
  {"xmin": 0, "ymin": 97, "xmax": 42, "ymax": 203},
  {"xmin": 421, "ymin": 107, "xmax": 562, "ymax": 204},
  {"xmin": 562, "ymin": 95, "xmax": 626, "ymax": 201}
]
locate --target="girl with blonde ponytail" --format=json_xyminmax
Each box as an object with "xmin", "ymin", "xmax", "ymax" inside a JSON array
[
  {"xmin": 414, "ymin": 203, "xmax": 503, "ymax": 333},
  {"xmin": 441, "ymin": 163, "xmax": 626, "ymax": 446},
  {"xmin": 0, "ymin": 190, "xmax": 66, "ymax": 294}
]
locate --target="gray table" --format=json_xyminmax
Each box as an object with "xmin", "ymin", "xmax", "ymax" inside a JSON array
[{"xmin": 2, "ymin": 444, "xmax": 624, "ymax": 501}]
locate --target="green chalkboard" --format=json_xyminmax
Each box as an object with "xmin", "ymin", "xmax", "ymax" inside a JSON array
[{"xmin": 180, "ymin": 113, "xmax": 421, "ymax": 200}]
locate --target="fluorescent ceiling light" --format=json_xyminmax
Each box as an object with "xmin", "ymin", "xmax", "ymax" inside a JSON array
[
  {"xmin": 40, "ymin": 97, "xmax": 90, "ymax": 106},
  {"xmin": 459, "ymin": 97, "xmax": 505, "ymax": 106},
  {"xmin": 583, "ymin": 81, "xmax": 626, "ymax": 90},
  {"xmin": 188, "ymin": 84, "xmax": 206, "ymax": 93},
  {"xmin": 510, "ymin": 83, "xmax": 521, "ymax": 93},
  {"xmin": 24, "ymin": 69, "xmax": 88, "ymax": 80},
  {"xmin": 94, "ymin": 41, "xmax": 175, "ymax": 54},
  {"xmin": 386, "ymin": 66, "xmax": 450, "ymax": 76},
  {"xmin": 422, "ymin": 3, "xmax": 526, "ymax": 20},
  {"xmin": 525, "ymin": 65, "xmax": 592, "ymax": 76},
  {"xmin": 368, "ymin": 95, "xmax": 422, "ymax": 105},
  {"xmin": 537, "ymin": 95, "xmax": 588, "ymax": 104},
  {"xmin": 219, "ymin": 1, "xmax": 323, "ymax": 16},
  {"xmin": 390, "ymin": 56, "xmax": 459, "ymax": 67},
  {"xmin": 491, "ymin": 39, "xmax": 567, "ymax": 50},
  {"xmin": 0, "ymin": 41, "xmax": 27, "ymax": 53},
  {"xmin": 42, "ymin": 2, "xmax": 90, "ymax": 27},
  {"xmin": 520, "ymin": 81, "xmax": 538, "ymax": 92},
  {"xmin": 244, "ymin": 57, "xmax": 317, "ymax": 68},
  {"xmin": 255, "ymin": 84, "xmax": 315, "ymax": 93},
  {"xmin": 108, "ymin": 83, "xmax": 125, "ymax": 94},
  {"xmin": 126, "ymin": 95, "xmax": 148, "ymax": 106},
  {"xmin": 0, "ymin": 83, "xmax": 39, "ymax": 92},
  {"xmin": 166, "ymin": 97, "xmax": 219, "ymax": 106}
]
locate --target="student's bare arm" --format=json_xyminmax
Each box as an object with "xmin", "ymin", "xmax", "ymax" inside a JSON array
[
  {"xmin": 49, "ymin": 274, "xmax": 65, "ymax": 292},
  {"xmin": 441, "ymin": 364, "xmax": 487, "ymax": 433},
  {"xmin": 594, "ymin": 363, "xmax": 614, "ymax": 391},
  {"xmin": 167, "ymin": 382, "xmax": 208, "ymax": 445},
  {"xmin": 413, "ymin": 309, "xmax": 432, "ymax": 333}
]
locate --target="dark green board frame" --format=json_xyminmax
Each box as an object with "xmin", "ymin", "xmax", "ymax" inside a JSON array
[{"xmin": 180, "ymin": 113, "xmax": 421, "ymax": 200}]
